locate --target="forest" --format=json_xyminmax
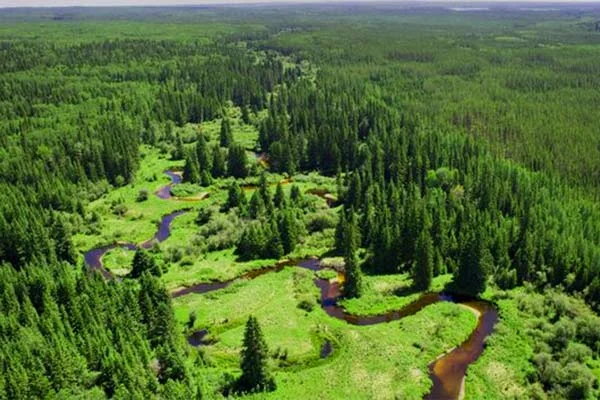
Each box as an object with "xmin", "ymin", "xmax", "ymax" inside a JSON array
[{"xmin": 1, "ymin": 3, "xmax": 600, "ymax": 399}]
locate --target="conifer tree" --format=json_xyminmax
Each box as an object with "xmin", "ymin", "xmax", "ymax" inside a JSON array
[
  {"xmin": 278, "ymin": 209, "xmax": 298, "ymax": 254},
  {"xmin": 227, "ymin": 144, "xmax": 249, "ymax": 178},
  {"xmin": 220, "ymin": 117, "xmax": 233, "ymax": 148},
  {"xmin": 182, "ymin": 152, "xmax": 200, "ymax": 184},
  {"xmin": 273, "ymin": 182, "xmax": 286, "ymax": 209},
  {"xmin": 453, "ymin": 226, "xmax": 490, "ymax": 296},
  {"xmin": 342, "ymin": 210, "xmax": 363, "ymax": 298},
  {"xmin": 52, "ymin": 217, "xmax": 76, "ymax": 265},
  {"xmin": 248, "ymin": 190, "xmax": 266, "ymax": 219},
  {"xmin": 172, "ymin": 134, "xmax": 185, "ymax": 160},
  {"xmin": 224, "ymin": 181, "xmax": 243, "ymax": 211},
  {"xmin": 290, "ymin": 185, "xmax": 302, "ymax": 204},
  {"xmin": 238, "ymin": 316, "xmax": 274, "ymax": 393},
  {"xmin": 413, "ymin": 229, "xmax": 433, "ymax": 290},
  {"xmin": 130, "ymin": 249, "xmax": 161, "ymax": 278},
  {"xmin": 195, "ymin": 132, "xmax": 212, "ymax": 175},
  {"xmin": 211, "ymin": 145, "xmax": 226, "ymax": 178},
  {"xmin": 265, "ymin": 221, "xmax": 284, "ymax": 259}
]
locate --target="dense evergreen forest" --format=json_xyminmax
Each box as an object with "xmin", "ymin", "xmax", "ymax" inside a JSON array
[{"xmin": 1, "ymin": 4, "xmax": 600, "ymax": 399}]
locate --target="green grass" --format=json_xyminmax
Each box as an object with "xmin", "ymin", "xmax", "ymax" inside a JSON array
[
  {"xmin": 162, "ymin": 248, "xmax": 278, "ymax": 291},
  {"xmin": 340, "ymin": 273, "xmax": 454, "ymax": 316},
  {"xmin": 102, "ymin": 247, "xmax": 135, "ymax": 277},
  {"xmin": 464, "ymin": 289, "xmax": 534, "ymax": 399},
  {"xmin": 73, "ymin": 146, "xmax": 190, "ymax": 253},
  {"xmin": 174, "ymin": 265, "xmax": 478, "ymax": 399}
]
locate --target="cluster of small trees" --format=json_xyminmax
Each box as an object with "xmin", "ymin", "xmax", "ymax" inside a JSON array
[
  {"xmin": 234, "ymin": 177, "xmax": 303, "ymax": 261},
  {"xmin": 181, "ymin": 129, "xmax": 249, "ymax": 186}
]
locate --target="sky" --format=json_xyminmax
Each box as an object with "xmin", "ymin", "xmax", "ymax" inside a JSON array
[{"xmin": 0, "ymin": 0, "xmax": 597, "ymax": 7}]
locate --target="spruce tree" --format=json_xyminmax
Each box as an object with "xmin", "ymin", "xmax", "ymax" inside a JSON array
[
  {"xmin": 453, "ymin": 227, "xmax": 490, "ymax": 296},
  {"xmin": 220, "ymin": 117, "xmax": 233, "ymax": 148},
  {"xmin": 413, "ymin": 229, "xmax": 433, "ymax": 291},
  {"xmin": 227, "ymin": 144, "xmax": 249, "ymax": 178},
  {"xmin": 211, "ymin": 145, "xmax": 226, "ymax": 178},
  {"xmin": 342, "ymin": 210, "xmax": 363, "ymax": 298},
  {"xmin": 343, "ymin": 249, "xmax": 363, "ymax": 299},
  {"xmin": 130, "ymin": 249, "xmax": 161, "ymax": 279},
  {"xmin": 172, "ymin": 134, "xmax": 185, "ymax": 160},
  {"xmin": 52, "ymin": 217, "xmax": 76, "ymax": 265},
  {"xmin": 238, "ymin": 316, "xmax": 274, "ymax": 393},
  {"xmin": 273, "ymin": 182, "xmax": 286, "ymax": 209},
  {"xmin": 195, "ymin": 133, "xmax": 211, "ymax": 171},
  {"xmin": 224, "ymin": 181, "xmax": 242, "ymax": 211},
  {"xmin": 278, "ymin": 209, "xmax": 298, "ymax": 254},
  {"xmin": 182, "ymin": 152, "xmax": 200, "ymax": 184}
]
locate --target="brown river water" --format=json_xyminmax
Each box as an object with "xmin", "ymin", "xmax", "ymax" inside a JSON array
[{"xmin": 83, "ymin": 170, "xmax": 498, "ymax": 400}]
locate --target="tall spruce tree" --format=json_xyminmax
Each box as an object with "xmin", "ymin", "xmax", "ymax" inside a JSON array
[
  {"xmin": 220, "ymin": 117, "xmax": 233, "ymax": 148},
  {"xmin": 342, "ymin": 210, "xmax": 363, "ymax": 298},
  {"xmin": 238, "ymin": 316, "xmax": 274, "ymax": 393},
  {"xmin": 130, "ymin": 249, "xmax": 161, "ymax": 278},
  {"xmin": 227, "ymin": 144, "xmax": 249, "ymax": 178},
  {"xmin": 413, "ymin": 229, "xmax": 433, "ymax": 290},
  {"xmin": 182, "ymin": 152, "xmax": 200, "ymax": 184},
  {"xmin": 453, "ymin": 226, "xmax": 490, "ymax": 296}
]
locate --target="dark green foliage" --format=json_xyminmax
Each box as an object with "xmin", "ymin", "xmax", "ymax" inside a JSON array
[
  {"xmin": 413, "ymin": 229, "xmax": 433, "ymax": 291},
  {"xmin": 51, "ymin": 217, "xmax": 77, "ymax": 265},
  {"xmin": 223, "ymin": 181, "xmax": 246, "ymax": 212},
  {"xmin": 183, "ymin": 152, "xmax": 201, "ymax": 184},
  {"xmin": 136, "ymin": 189, "xmax": 149, "ymax": 202},
  {"xmin": 343, "ymin": 250, "xmax": 363, "ymax": 299},
  {"xmin": 453, "ymin": 225, "xmax": 490, "ymax": 297},
  {"xmin": 238, "ymin": 316, "xmax": 275, "ymax": 393},
  {"xmin": 211, "ymin": 145, "xmax": 226, "ymax": 178},
  {"xmin": 235, "ymin": 221, "xmax": 283, "ymax": 261},
  {"xmin": 340, "ymin": 210, "xmax": 363, "ymax": 298},
  {"xmin": 220, "ymin": 117, "xmax": 233, "ymax": 148},
  {"xmin": 130, "ymin": 249, "xmax": 161, "ymax": 278},
  {"xmin": 227, "ymin": 143, "xmax": 249, "ymax": 178}
]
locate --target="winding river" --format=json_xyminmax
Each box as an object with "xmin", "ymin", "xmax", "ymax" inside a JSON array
[{"xmin": 83, "ymin": 169, "xmax": 498, "ymax": 400}]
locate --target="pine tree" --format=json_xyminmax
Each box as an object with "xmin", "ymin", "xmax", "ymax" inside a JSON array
[
  {"xmin": 342, "ymin": 210, "xmax": 363, "ymax": 298},
  {"xmin": 241, "ymin": 105, "xmax": 251, "ymax": 124},
  {"xmin": 413, "ymin": 229, "xmax": 433, "ymax": 290},
  {"xmin": 52, "ymin": 217, "xmax": 76, "ymax": 265},
  {"xmin": 182, "ymin": 152, "xmax": 200, "ymax": 184},
  {"xmin": 265, "ymin": 221, "xmax": 284, "ymax": 259},
  {"xmin": 224, "ymin": 181, "xmax": 243, "ymax": 211},
  {"xmin": 220, "ymin": 117, "xmax": 233, "ymax": 148},
  {"xmin": 248, "ymin": 190, "xmax": 265, "ymax": 219},
  {"xmin": 290, "ymin": 185, "xmax": 302, "ymax": 204},
  {"xmin": 238, "ymin": 316, "xmax": 274, "ymax": 393},
  {"xmin": 211, "ymin": 145, "xmax": 226, "ymax": 178},
  {"xmin": 227, "ymin": 144, "xmax": 249, "ymax": 178},
  {"xmin": 172, "ymin": 134, "xmax": 185, "ymax": 160},
  {"xmin": 453, "ymin": 227, "xmax": 490, "ymax": 296},
  {"xmin": 273, "ymin": 182, "xmax": 286, "ymax": 209},
  {"xmin": 343, "ymin": 247, "xmax": 363, "ymax": 298},
  {"xmin": 195, "ymin": 132, "xmax": 211, "ymax": 174},
  {"xmin": 130, "ymin": 249, "xmax": 161, "ymax": 278},
  {"xmin": 278, "ymin": 209, "xmax": 298, "ymax": 254}
]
